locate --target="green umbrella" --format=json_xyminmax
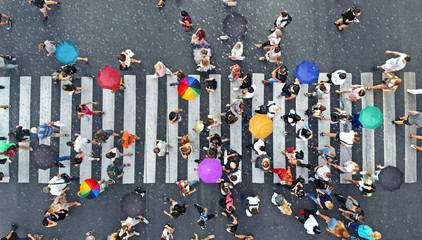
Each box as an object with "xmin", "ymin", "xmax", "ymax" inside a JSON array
[{"xmin": 359, "ymin": 106, "xmax": 383, "ymax": 129}]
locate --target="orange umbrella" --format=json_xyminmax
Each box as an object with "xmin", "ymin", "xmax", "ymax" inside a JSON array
[{"xmin": 249, "ymin": 114, "xmax": 273, "ymax": 138}]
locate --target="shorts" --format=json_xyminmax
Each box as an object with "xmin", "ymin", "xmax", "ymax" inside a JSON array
[
  {"xmin": 335, "ymin": 133, "xmax": 340, "ymax": 138},
  {"xmin": 40, "ymin": 8, "xmax": 47, "ymax": 13},
  {"xmin": 327, "ymin": 218, "xmax": 338, "ymax": 230},
  {"xmin": 403, "ymin": 119, "xmax": 411, "ymax": 125},
  {"xmin": 342, "ymin": 17, "xmax": 350, "ymax": 25},
  {"xmin": 269, "ymin": 78, "xmax": 280, "ymax": 83}
]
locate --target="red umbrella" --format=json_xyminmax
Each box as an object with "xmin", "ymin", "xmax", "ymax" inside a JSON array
[{"xmin": 96, "ymin": 66, "xmax": 122, "ymax": 90}]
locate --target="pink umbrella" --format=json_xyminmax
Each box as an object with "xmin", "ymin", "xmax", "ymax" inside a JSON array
[{"xmin": 197, "ymin": 158, "xmax": 222, "ymax": 183}]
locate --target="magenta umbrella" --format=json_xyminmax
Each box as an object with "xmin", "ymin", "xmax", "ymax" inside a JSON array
[{"xmin": 197, "ymin": 158, "xmax": 222, "ymax": 183}]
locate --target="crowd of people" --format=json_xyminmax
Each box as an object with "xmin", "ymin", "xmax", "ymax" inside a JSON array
[{"xmin": 0, "ymin": 2, "xmax": 419, "ymax": 240}]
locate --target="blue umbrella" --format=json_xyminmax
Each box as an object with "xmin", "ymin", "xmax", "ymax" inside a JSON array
[
  {"xmin": 56, "ymin": 40, "xmax": 79, "ymax": 65},
  {"xmin": 295, "ymin": 61, "xmax": 320, "ymax": 84}
]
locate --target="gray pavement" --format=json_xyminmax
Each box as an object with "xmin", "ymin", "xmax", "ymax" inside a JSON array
[{"xmin": 0, "ymin": 0, "xmax": 422, "ymax": 239}]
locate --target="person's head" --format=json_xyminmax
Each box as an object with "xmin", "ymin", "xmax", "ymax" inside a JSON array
[
  {"xmin": 275, "ymin": 30, "xmax": 282, "ymax": 38},
  {"xmin": 106, "ymin": 152, "xmax": 116, "ymax": 159},
  {"xmin": 230, "ymin": 162, "xmax": 237, "ymax": 169},
  {"xmin": 48, "ymin": 205, "xmax": 59, "ymax": 214},
  {"xmin": 201, "ymin": 58, "xmax": 210, "ymax": 67},
  {"xmin": 42, "ymin": 186, "xmax": 51, "ymax": 193},
  {"xmin": 160, "ymin": 237, "xmax": 167, "ymax": 240},
  {"xmin": 117, "ymin": 139, "xmax": 126, "ymax": 144},
  {"xmin": 274, "ymin": 45, "xmax": 281, "ymax": 53},
  {"xmin": 228, "ymin": 114, "xmax": 237, "ymax": 122},
  {"xmin": 30, "ymin": 127, "xmax": 39, "ymax": 133},
  {"xmin": 153, "ymin": 147, "xmax": 160, "ymax": 154},
  {"xmin": 200, "ymin": 49, "xmax": 208, "ymax": 55},
  {"xmin": 239, "ymin": 102, "xmax": 246, "ymax": 109},
  {"xmin": 358, "ymin": 89, "xmax": 366, "ymax": 97},
  {"xmin": 247, "ymin": 87, "xmax": 255, "ymax": 93},
  {"xmin": 325, "ymin": 172, "xmax": 332, "ymax": 179},
  {"xmin": 392, "ymin": 77, "xmax": 403, "ymax": 86},
  {"xmin": 279, "ymin": 66, "xmax": 287, "ymax": 74},
  {"xmin": 262, "ymin": 158, "xmax": 270, "ymax": 170},
  {"xmin": 233, "ymin": 65, "xmax": 241, "ymax": 72},
  {"xmin": 180, "ymin": 10, "xmax": 188, "ymax": 18},
  {"xmin": 353, "ymin": 164, "xmax": 360, "ymax": 173},
  {"xmin": 355, "ymin": 208, "xmax": 362, "ymax": 214},
  {"xmin": 228, "ymin": 205, "xmax": 236, "ymax": 212},
  {"xmin": 340, "ymin": 114, "xmax": 353, "ymax": 121},
  {"xmin": 281, "ymin": 11, "xmax": 288, "ymax": 17},
  {"xmin": 297, "ymin": 190, "xmax": 305, "ymax": 198},
  {"xmin": 259, "ymin": 145, "xmax": 265, "ymax": 152},
  {"xmin": 404, "ymin": 56, "xmax": 411, "ymax": 63},
  {"xmin": 371, "ymin": 231, "xmax": 382, "ymax": 239},
  {"xmin": 38, "ymin": 43, "xmax": 46, "ymax": 50},
  {"xmin": 170, "ymin": 211, "xmax": 179, "ymax": 218},
  {"xmin": 353, "ymin": 137, "xmax": 362, "ymax": 144},
  {"xmin": 107, "ymin": 170, "xmax": 116, "ymax": 178},
  {"xmin": 196, "ymin": 29, "xmax": 206, "ymax": 39},
  {"xmin": 325, "ymin": 201, "xmax": 334, "ymax": 210},
  {"xmin": 328, "ymin": 150, "xmax": 336, "ymax": 158},
  {"xmin": 352, "ymin": 8, "xmax": 361, "ymax": 16},
  {"xmin": 284, "ymin": 174, "xmax": 292, "ymax": 181},
  {"xmin": 357, "ymin": 215, "xmax": 365, "ymax": 222},
  {"xmin": 251, "ymin": 207, "xmax": 259, "ymax": 214},
  {"xmin": 273, "ymin": 105, "xmax": 280, "ymax": 112},
  {"xmin": 206, "ymin": 117, "xmax": 215, "ymax": 126},
  {"xmin": 303, "ymin": 129, "xmax": 313, "ymax": 139},
  {"xmin": 154, "ymin": 63, "xmax": 162, "ymax": 71},
  {"xmin": 235, "ymin": 42, "xmax": 242, "ymax": 49},
  {"xmin": 66, "ymin": 141, "xmax": 75, "ymax": 147},
  {"xmin": 339, "ymin": 73, "xmax": 347, "ymax": 79},
  {"xmin": 280, "ymin": 204, "xmax": 292, "ymax": 215},
  {"xmin": 62, "ymin": 84, "xmax": 73, "ymax": 91},
  {"xmin": 320, "ymin": 84, "xmax": 327, "ymax": 92},
  {"xmin": 197, "ymin": 219, "xmax": 205, "ymax": 226},
  {"xmin": 291, "ymin": 84, "xmax": 299, "ymax": 93},
  {"xmin": 8, "ymin": 132, "xmax": 16, "ymax": 138},
  {"xmin": 116, "ymin": 54, "xmax": 126, "ymax": 62},
  {"xmin": 77, "ymin": 191, "xmax": 82, "ymax": 197},
  {"xmin": 229, "ymin": 174, "xmax": 238, "ymax": 182},
  {"xmin": 313, "ymin": 226, "xmax": 321, "ymax": 234},
  {"xmin": 334, "ymin": 225, "xmax": 349, "ymax": 238},
  {"xmin": 181, "ymin": 145, "xmax": 190, "ymax": 153}
]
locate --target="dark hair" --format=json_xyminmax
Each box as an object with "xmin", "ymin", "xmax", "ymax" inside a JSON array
[
  {"xmin": 326, "ymin": 172, "xmax": 332, "ymax": 178},
  {"xmin": 118, "ymin": 139, "xmax": 125, "ymax": 144},
  {"xmin": 303, "ymin": 129, "xmax": 312, "ymax": 139},
  {"xmin": 206, "ymin": 117, "xmax": 214, "ymax": 126},
  {"xmin": 274, "ymin": 45, "xmax": 281, "ymax": 53},
  {"xmin": 228, "ymin": 205, "xmax": 235, "ymax": 212},
  {"xmin": 331, "ymin": 113, "xmax": 340, "ymax": 122},
  {"xmin": 297, "ymin": 191, "xmax": 305, "ymax": 198},
  {"xmin": 353, "ymin": 8, "xmax": 361, "ymax": 14},
  {"xmin": 259, "ymin": 146, "xmax": 265, "ymax": 151},
  {"xmin": 262, "ymin": 161, "xmax": 270, "ymax": 169},
  {"xmin": 247, "ymin": 87, "xmax": 254, "ymax": 93},
  {"xmin": 296, "ymin": 150, "xmax": 304, "ymax": 159},
  {"xmin": 62, "ymin": 84, "xmax": 76, "ymax": 91},
  {"xmin": 292, "ymin": 85, "xmax": 300, "ymax": 93},
  {"xmin": 78, "ymin": 104, "xmax": 86, "ymax": 112},
  {"xmin": 358, "ymin": 90, "xmax": 366, "ymax": 96},
  {"xmin": 180, "ymin": 11, "xmax": 188, "ymax": 17},
  {"xmin": 314, "ymin": 226, "xmax": 322, "ymax": 234},
  {"xmin": 229, "ymin": 175, "xmax": 238, "ymax": 181},
  {"xmin": 251, "ymin": 208, "xmax": 259, "ymax": 214},
  {"xmin": 8, "ymin": 132, "xmax": 16, "ymax": 137},
  {"xmin": 281, "ymin": 11, "xmax": 288, "ymax": 17},
  {"xmin": 117, "ymin": 54, "xmax": 126, "ymax": 62},
  {"xmin": 354, "ymin": 137, "xmax": 362, "ymax": 144},
  {"xmin": 320, "ymin": 85, "xmax": 327, "ymax": 92},
  {"xmin": 66, "ymin": 141, "xmax": 74, "ymax": 147},
  {"xmin": 170, "ymin": 211, "xmax": 178, "ymax": 218},
  {"xmin": 106, "ymin": 152, "xmax": 116, "ymax": 159},
  {"xmin": 239, "ymin": 103, "xmax": 246, "ymax": 109},
  {"xmin": 228, "ymin": 114, "xmax": 237, "ymax": 122},
  {"xmin": 176, "ymin": 71, "xmax": 185, "ymax": 80},
  {"xmin": 339, "ymin": 73, "xmax": 347, "ymax": 79},
  {"xmin": 355, "ymin": 208, "xmax": 362, "ymax": 214},
  {"xmin": 404, "ymin": 56, "xmax": 411, "ymax": 62},
  {"xmin": 169, "ymin": 112, "xmax": 177, "ymax": 121},
  {"xmin": 319, "ymin": 106, "xmax": 327, "ymax": 112},
  {"xmin": 198, "ymin": 220, "xmax": 205, "ymax": 226},
  {"xmin": 196, "ymin": 29, "xmax": 206, "ymax": 39}
]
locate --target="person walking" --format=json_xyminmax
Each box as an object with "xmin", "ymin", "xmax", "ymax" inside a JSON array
[
  {"xmin": 331, "ymin": 161, "xmax": 360, "ymax": 175},
  {"xmin": 168, "ymin": 109, "xmax": 183, "ymax": 124},
  {"xmin": 335, "ymin": 85, "xmax": 366, "ymax": 102},
  {"xmin": 196, "ymin": 58, "xmax": 215, "ymax": 72},
  {"xmin": 169, "ymin": 70, "xmax": 186, "ymax": 86},
  {"xmin": 392, "ymin": 110, "xmax": 422, "ymax": 128},
  {"xmin": 106, "ymin": 163, "xmax": 131, "ymax": 184},
  {"xmin": 66, "ymin": 133, "xmax": 91, "ymax": 153},
  {"xmin": 373, "ymin": 50, "xmax": 411, "ymax": 74},
  {"xmin": 43, "ymin": 173, "xmax": 77, "ymax": 196},
  {"xmin": 28, "ymin": 0, "xmax": 60, "ymax": 21},
  {"xmin": 191, "ymin": 28, "xmax": 210, "ymax": 47},
  {"xmin": 204, "ymin": 78, "xmax": 218, "ymax": 92},
  {"xmin": 284, "ymin": 125, "xmax": 313, "ymax": 141},
  {"xmin": 271, "ymin": 192, "xmax": 292, "ymax": 215},
  {"xmin": 318, "ymin": 108, "xmax": 353, "ymax": 125},
  {"xmin": 163, "ymin": 197, "xmax": 187, "ymax": 219},
  {"xmin": 105, "ymin": 147, "xmax": 133, "ymax": 161},
  {"xmin": 276, "ymin": 78, "xmax": 300, "ymax": 100},
  {"xmin": 258, "ymin": 45, "xmax": 282, "ymax": 64},
  {"xmin": 282, "ymin": 109, "xmax": 302, "ymax": 126},
  {"xmin": 247, "ymin": 138, "xmax": 267, "ymax": 156},
  {"xmin": 306, "ymin": 189, "xmax": 334, "ymax": 210},
  {"xmin": 262, "ymin": 65, "xmax": 288, "ymax": 84},
  {"xmin": 242, "ymin": 195, "xmax": 260, "ymax": 217},
  {"xmin": 219, "ymin": 107, "xmax": 238, "ymax": 125},
  {"xmin": 0, "ymin": 13, "xmax": 12, "ymax": 30},
  {"xmin": 2, "ymin": 224, "xmax": 44, "ymax": 240},
  {"xmin": 228, "ymin": 64, "xmax": 243, "ymax": 82},
  {"xmin": 8, "ymin": 125, "xmax": 31, "ymax": 143},
  {"xmin": 335, "ymin": 193, "xmax": 365, "ymax": 223},
  {"xmin": 228, "ymin": 42, "xmax": 245, "ymax": 61},
  {"xmin": 316, "ymin": 212, "xmax": 349, "ymax": 238},
  {"xmin": 118, "ymin": 131, "xmax": 140, "ymax": 149},
  {"xmin": 347, "ymin": 223, "xmax": 382, "ymax": 240},
  {"xmin": 68, "ymin": 152, "xmax": 100, "ymax": 167},
  {"xmin": 179, "ymin": 11, "xmax": 192, "ymax": 32},
  {"xmin": 295, "ymin": 209, "xmax": 321, "ymax": 235},
  {"xmin": 271, "ymin": 11, "xmax": 292, "ymax": 31},
  {"xmin": 270, "ymin": 167, "xmax": 293, "ymax": 185},
  {"xmin": 251, "ymin": 155, "xmax": 271, "ymax": 173},
  {"xmin": 92, "ymin": 129, "xmax": 119, "ymax": 144},
  {"xmin": 31, "ymin": 122, "xmax": 67, "ymax": 139},
  {"xmin": 161, "ymin": 224, "xmax": 175, "ymax": 240},
  {"xmin": 117, "ymin": 50, "xmax": 141, "ymax": 70},
  {"xmin": 309, "ymin": 145, "xmax": 337, "ymax": 163},
  {"xmin": 320, "ymin": 130, "xmax": 361, "ymax": 148},
  {"xmin": 77, "ymin": 102, "xmax": 104, "ymax": 119},
  {"xmin": 193, "ymin": 203, "xmax": 216, "ymax": 229},
  {"xmin": 366, "ymin": 73, "xmax": 402, "ymax": 92},
  {"xmin": 326, "ymin": 70, "xmax": 347, "ymax": 85},
  {"xmin": 304, "ymin": 82, "xmax": 331, "ymax": 100},
  {"xmin": 39, "ymin": 40, "xmax": 56, "ymax": 57},
  {"xmin": 154, "ymin": 140, "xmax": 173, "ymax": 157},
  {"xmin": 0, "ymin": 140, "xmax": 32, "ymax": 159},
  {"xmin": 344, "ymin": 178, "xmax": 376, "ymax": 197},
  {"xmin": 0, "ymin": 54, "xmax": 18, "ymax": 70},
  {"xmin": 153, "ymin": 61, "xmax": 172, "ymax": 79},
  {"xmin": 176, "ymin": 179, "xmax": 198, "ymax": 196},
  {"xmin": 334, "ymin": 7, "xmax": 361, "ymax": 31},
  {"xmin": 312, "ymin": 163, "xmax": 332, "ymax": 182},
  {"xmin": 255, "ymin": 30, "xmax": 282, "ymax": 49}
]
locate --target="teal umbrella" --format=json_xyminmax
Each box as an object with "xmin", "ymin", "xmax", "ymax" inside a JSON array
[
  {"xmin": 56, "ymin": 40, "xmax": 79, "ymax": 65},
  {"xmin": 359, "ymin": 106, "xmax": 383, "ymax": 129}
]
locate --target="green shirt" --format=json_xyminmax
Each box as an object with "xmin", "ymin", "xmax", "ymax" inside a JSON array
[{"xmin": 106, "ymin": 165, "xmax": 119, "ymax": 181}]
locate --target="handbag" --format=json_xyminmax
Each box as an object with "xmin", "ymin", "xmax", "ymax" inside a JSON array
[{"xmin": 61, "ymin": 173, "xmax": 71, "ymax": 183}]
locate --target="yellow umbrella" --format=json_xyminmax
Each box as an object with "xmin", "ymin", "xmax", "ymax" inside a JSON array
[{"xmin": 249, "ymin": 114, "xmax": 273, "ymax": 138}]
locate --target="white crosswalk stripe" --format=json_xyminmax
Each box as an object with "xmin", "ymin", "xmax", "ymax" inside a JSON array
[
  {"xmin": 317, "ymin": 73, "xmax": 331, "ymax": 165},
  {"xmin": 0, "ymin": 72, "xmax": 418, "ymax": 184},
  {"xmin": 230, "ymin": 76, "xmax": 243, "ymax": 183}
]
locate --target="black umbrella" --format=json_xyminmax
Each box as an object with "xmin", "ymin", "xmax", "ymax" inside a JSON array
[
  {"xmin": 378, "ymin": 166, "xmax": 404, "ymax": 192},
  {"xmin": 31, "ymin": 144, "xmax": 56, "ymax": 170},
  {"xmin": 223, "ymin": 13, "xmax": 248, "ymax": 38},
  {"xmin": 121, "ymin": 192, "xmax": 146, "ymax": 217}
]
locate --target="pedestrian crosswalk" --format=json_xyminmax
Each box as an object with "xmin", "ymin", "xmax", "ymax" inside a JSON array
[{"xmin": 0, "ymin": 72, "xmax": 418, "ymax": 185}]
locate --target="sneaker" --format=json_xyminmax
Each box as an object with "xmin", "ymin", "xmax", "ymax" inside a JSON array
[
  {"xmin": 157, "ymin": 4, "xmax": 164, "ymax": 8},
  {"xmin": 165, "ymin": 197, "xmax": 170, "ymax": 201},
  {"xmin": 371, "ymin": 66, "xmax": 377, "ymax": 71},
  {"xmin": 269, "ymin": 28, "xmax": 275, "ymax": 32},
  {"xmin": 54, "ymin": 162, "xmax": 65, "ymax": 168},
  {"xmin": 142, "ymin": 218, "xmax": 149, "ymax": 224},
  {"xmin": 10, "ymin": 224, "xmax": 17, "ymax": 231},
  {"xmin": 6, "ymin": 19, "xmax": 12, "ymax": 30},
  {"xmin": 309, "ymin": 177, "xmax": 315, "ymax": 182},
  {"xmin": 409, "ymin": 135, "xmax": 414, "ymax": 138},
  {"xmin": 42, "ymin": 16, "xmax": 48, "ymax": 21},
  {"xmin": 315, "ymin": 210, "xmax": 320, "ymax": 215},
  {"xmin": 56, "ymin": 2, "xmax": 60, "ymax": 6},
  {"xmin": 359, "ymin": 171, "xmax": 367, "ymax": 175},
  {"xmin": 169, "ymin": 83, "xmax": 176, "ymax": 86},
  {"xmin": 193, "ymin": 203, "xmax": 199, "ymax": 207},
  {"xmin": 411, "ymin": 145, "xmax": 417, "ymax": 150}
]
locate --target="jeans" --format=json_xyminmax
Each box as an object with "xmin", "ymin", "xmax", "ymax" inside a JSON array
[
  {"xmin": 56, "ymin": 156, "xmax": 71, "ymax": 161},
  {"xmin": 2, "ymin": 63, "xmax": 18, "ymax": 70},
  {"xmin": 307, "ymin": 189, "xmax": 331, "ymax": 205},
  {"xmin": 348, "ymin": 222, "xmax": 363, "ymax": 233},
  {"xmin": 261, "ymin": 41, "xmax": 271, "ymax": 47}
]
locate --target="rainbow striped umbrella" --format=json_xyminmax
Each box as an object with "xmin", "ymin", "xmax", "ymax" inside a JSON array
[
  {"xmin": 177, "ymin": 76, "xmax": 201, "ymax": 100},
  {"xmin": 80, "ymin": 179, "xmax": 101, "ymax": 199}
]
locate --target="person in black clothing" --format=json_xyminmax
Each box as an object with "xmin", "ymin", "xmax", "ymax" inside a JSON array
[
  {"xmin": 163, "ymin": 197, "xmax": 188, "ymax": 219},
  {"xmin": 221, "ymin": 212, "xmax": 238, "ymax": 234},
  {"xmin": 238, "ymin": 74, "xmax": 252, "ymax": 90},
  {"xmin": 335, "ymin": 7, "xmax": 361, "ymax": 31},
  {"xmin": 276, "ymin": 78, "xmax": 300, "ymax": 100},
  {"xmin": 223, "ymin": 150, "xmax": 241, "ymax": 174},
  {"xmin": 207, "ymin": 133, "xmax": 229, "ymax": 149},
  {"xmin": 8, "ymin": 125, "xmax": 31, "ymax": 143},
  {"xmin": 286, "ymin": 176, "xmax": 306, "ymax": 198},
  {"xmin": 282, "ymin": 109, "xmax": 303, "ymax": 126},
  {"xmin": 219, "ymin": 107, "xmax": 238, "ymax": 125},
  {"xmin": 262, "ymin": 65, "xmax": 288, "ymax": 84},
  {"xmin": 204, "ymin": 78, "xmax": 217, "ymax": 92}
]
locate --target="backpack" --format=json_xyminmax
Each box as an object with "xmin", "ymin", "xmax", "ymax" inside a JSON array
[
  {"xmin": 0, "ymin": 146, "xmax": 17, "ymax": 158},
  {"xmin": 34, "ymin": 0, "xmax": 45, "ymax": 8}
]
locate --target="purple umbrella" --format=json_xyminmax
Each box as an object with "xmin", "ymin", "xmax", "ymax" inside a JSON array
[{"xmin": 198, "ymin": 158, "xmax": 222, "ymax": 183}]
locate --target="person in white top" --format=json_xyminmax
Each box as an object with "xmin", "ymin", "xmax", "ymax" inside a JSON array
[
  {"xmin": 320, "ymin": 130, "xmax": 360, "ymax": 148},
  {"xmin": 366, "ymin": 73, "xmax": 402, "ymax": 93},
  {"xmin": 326, "ymin": 70, "xmax": 347, "ymax": 85},
  {"xmin": 272, "ymin": 11, "xmax": 292, "ymax": 31},
  {"xmin": 251, "ymin": 138, "xmax": 266, "ymax": 156},
  {"xmin": 240, "ymin": 85, "xmax": 255, "ymax": 99},
  {"xmin": 259, "ymin": 45, "xmax": 282, "ymax": 64},
  {"xmin": 120, "ymin": 216, "xmax": 149, "ymax": 231},
  {"xmin": 314, "ymin": 164, "xmax": 332, "ymax": 182},
  {"xmin": 43, "ymin": 173, "xmax": 77, "ymax": 196},
  {"xmin": 255, "ymin": 30, "xmax": 282, "ymax": 48},
  {"xmin": 374, "ymin": 50, "xmax": 411, "ymax": 74},
  {"xmin": 245, "ymin": 195, "xmax": 260, "ymax": 217},
  {"xmin": 295, "ymin": 209, "xmax": 321, "ymax": 235},
  {"xmin": 254, "ymin": 101, "xmax": 281, "ymax": 118},
  {"xmin": 66, "ymin": 133, "xmax": 91, "ymax": 153},
  {"xmin": 228, "ymin": 170, "xmax": 241, "ymax": 185},
  {"xmin": 153, "ymin": 61, "xmax": 172, "ymax": 79},
  {"xmin": 228, "ymin": 42, "xmax": 245, "ymax": 61},
  {"xmin": 331, "ymin": 161, "xmax": 360, "ymax": 175},
  {"xmin": 117, "ymin": 50, "xmax": 141, "ymax": 70},
  {"xmin": 304, "ymin": 82, "xmax": 331, "ymax": 99}
]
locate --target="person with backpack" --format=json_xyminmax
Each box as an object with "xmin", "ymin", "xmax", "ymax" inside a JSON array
[
  {"xmin": 321, "ymin": 130, "xmax": 361, "ymax": 148},
  {"xmin": 42, "ymin": 173, "xmax": 77, "ymax": 196},
  {"xmin": 193, "ymin": 203, "xmax": 217, "ymax": 229},
  {"xmin": 242, "ymin": 195, "xmax": 260, "ymax": 217},
  {"xmin": 254, "ymin": 101, "xmax": 281, "ymax": 119},
  {"xmin": 284, "ymin": 125, "xmax": 313, "ymax": 141},
  {"xmin": 0, "ymin": 140, "xmax": 33, "ymax": 159},
  {"xmin": 28, "ymin": 0, "xmax": 60, "ymax": 21},
  {"xmin": 319, "ymin": 108, "xmax": 353, "ymax": 125},
  {"xmin": 163, "ymin": 197, "xmax": 188, "ymax": 219},
  {"xmin": 271, "ymin": 11, "xmax": 292, "ymax": 31},
  {"xmin": 295, "ymin": 209, "xmax": 321, "ymax": 235},
  {"xmin": 8, "ymin": 125, "xmax": 32, "ymax": 143}
]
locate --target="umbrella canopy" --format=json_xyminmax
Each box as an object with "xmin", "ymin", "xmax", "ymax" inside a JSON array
[
  {"xmin": 249, "ymin": 114, "xmax": 273, "ymax": 138},
  {"xmin": 295, "ymin": 61, "xmax": 320, "ymax": 84},
  {"xmin": 121, "ymin": 192, "xmax": 146, "ymax": 217},
  {"xmin": 198, "ymin": 158, "xmax": 222, "ymax": 183},
  {"xmin": 31, "ymin": 144, "xmax": 56, "ymax": 170},
  {"xmin": 56, "ymin": 40, "xmax": 79, "ymax": 65},
  {"xmin": 178, "ymin": 76, "xmax": 201, "ymax": 100},
  {"xmin": 378, "ymin": 166, "xmax": 404, "ymax": 192},
  {"xmin": 80, "ymin": 179, "xmax": 101, "ymax": 199},
  {"xmin": 223, "ymin": 13, "xmax": 248, "ymax": 38},
  {"xmin": 97, "ymin": 66, "xmax": 122, "ymax": 90},
  {"xmin": 359, "ymin": 106, "xmax": 384, "ymax": 129}
]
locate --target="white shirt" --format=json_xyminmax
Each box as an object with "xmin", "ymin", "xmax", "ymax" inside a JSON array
[
  {"xmin": 269, "ymin": 32, "xmax": 281, "ymax": 46},
  {"xmin": 246, "ymin": 196, "xmax": 260, "ymax": 217},
  {"xmin": 267, "ymin": 101, "xmax": 279, "ymax": 118},
  {"xmin": 316, "ymin": 83, "xmax": 331, "ymax": 98},
  {"xmin": 122, "ymin": 217, "xmax": 140, "ymax": 228},
  {"xmin": 74, "ymin": 136, "xmax": 89, "ymax": 152},
  {"xmin": 242, "ymin": 85, "xmax": 256, "ymax": 99},
  {"xmin": 253, "ymin": 139, "xmax": 266, "ymax": 155},
  {"xmin": 276, "ymin": 15, "xmax": 289, "ymax": 28},
  {"xmin": 331, "ymin": 70, "xmax": 347, "ymax": 85},
  {"xmin": 229, "ymin": 170, "xmax": 241, "ymax": 185},
  {"xmin": 383, "ymin": 53, "xmax": 408, "ymax": 71},
  {"xmin": 304, "ymin": 215, "xmax": 319, "ymax": 235},
  {"xmin": 44, "ymin": 40, "xmax": 56, "ymax": 54},
  {"xmin": 316, "ymin": 164, "xmax": 331, "ymax": 181},
  {"xmin": 231, "ymin": 42, "xmax": 244, "ymax": 58},
  {"xmin": 339, "ymin": 130, "xmax": 355, "ymax": 147},
  {"xmin": 48, "ymin": 176, "xmax": 67, "ymax": 196}
]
